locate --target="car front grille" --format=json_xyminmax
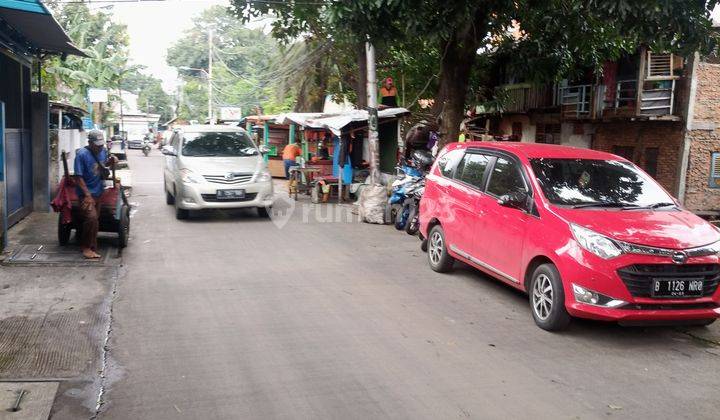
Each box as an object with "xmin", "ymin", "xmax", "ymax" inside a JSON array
[
  {"xmin": 617, "ymin": 264, "xmax": 720, "ymax": 298},
  {"xmin": 201, "ymin": 193, "xmax": 257, "ymax": 203},
  {"xmin": 203, "ymin": 173, "xmax": 254, "ymax": 185}
]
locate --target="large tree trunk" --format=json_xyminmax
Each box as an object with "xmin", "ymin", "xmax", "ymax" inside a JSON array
[{"xmin": 432, "ymin": 20, "xmax": 483, "ymax": 146}]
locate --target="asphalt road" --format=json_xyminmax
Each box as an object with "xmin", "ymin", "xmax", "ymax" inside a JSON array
[{"xmin": 99, "ymin": 150, "xmax": 720, "ymax": 419}]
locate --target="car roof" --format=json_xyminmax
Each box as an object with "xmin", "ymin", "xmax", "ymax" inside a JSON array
[
  {"xmin": 176, "ymin": 124, "xmax": 246, "ymax": 133},
  {"xmin": 460, "ymin": 141, "xmax": 625, "ymax": 161}
]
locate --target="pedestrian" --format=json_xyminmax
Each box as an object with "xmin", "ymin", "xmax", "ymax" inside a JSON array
[
  {"xmin": 380, "ymin": 77, "xmax": 398, "ymax": 107},
  {"xmin": 282, "ymin": 142, "xmax": 302, "ymax": 179},
  {"xmin": 73, "ymin": 129, "xmax": 117, "ymax": 259}
]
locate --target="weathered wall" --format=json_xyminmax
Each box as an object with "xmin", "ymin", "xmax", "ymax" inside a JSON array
[
  {"xmin": 593, "ymin": 121, "xmax": 685, "ymax": 194},
  {"xmin": 560, "ymin": 122, "xmax": 594, "ymax": 149},
  {"xmin": 684, "ymin": 62, "xmax": 720, "ymax": 211}
]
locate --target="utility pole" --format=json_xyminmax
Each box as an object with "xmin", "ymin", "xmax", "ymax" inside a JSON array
[
  {"xmin": 366, "ymin": 42, "xmax": 379, "ymax": 184},
  {"xmin": 208, "ymin": 28, "xmax": 213, "ymax": 124}
]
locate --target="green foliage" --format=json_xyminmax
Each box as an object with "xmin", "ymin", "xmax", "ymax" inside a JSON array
[
  {"xmin": 43, "ymin": 2, "xmax": 132, "ymax": 118},
  {"xmin": 167, "ymin": 5, "xmax": 292, "ymax": 120},
  {"xmin": 122, "ymin": 71, "xmax": 175, "ymax": 122}
]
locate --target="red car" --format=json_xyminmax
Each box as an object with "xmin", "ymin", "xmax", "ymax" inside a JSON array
[{"xmin": 419, "ymin": 142, "xmax": 720, "ymax": 331}]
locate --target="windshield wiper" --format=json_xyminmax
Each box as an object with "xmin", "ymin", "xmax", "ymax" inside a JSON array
[
  {"xmin": 571, "ymin": 202, "xmax": 638, "ymax": 209},
  {"xmin": 188, "ymin": 153, "xmax": 217, "ymax": 157},
  {"xmin": 629, "ymin": 202, "xmax": 678, "ymax": 210}
]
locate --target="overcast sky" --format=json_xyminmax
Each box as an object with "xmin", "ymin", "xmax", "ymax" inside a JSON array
[
  {"xmin": 102, "ymin": 1, "xmax": 720, "ymax": 95},
  {"xmin": 108, "ymin": 0, "xmax": 230, "ymax": 93}
]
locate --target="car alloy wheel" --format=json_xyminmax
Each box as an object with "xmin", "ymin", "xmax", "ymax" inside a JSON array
[
  {"xmin": 428, "ymin": 230, "xmax": 443, "ymax": 266},
  {"xmin": 532, "ymin": 273, "xmax": 553, "ymax": 321}
]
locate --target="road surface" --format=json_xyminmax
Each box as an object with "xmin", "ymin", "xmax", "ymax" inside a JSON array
[{"xmin": 99, "ymin": 150, "xmax": 720, "ymax": 419}]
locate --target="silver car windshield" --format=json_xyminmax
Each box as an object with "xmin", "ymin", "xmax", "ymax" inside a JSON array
[{"xmin": 181, "ymin": 131, "xmax": 258, "ymax": 157}]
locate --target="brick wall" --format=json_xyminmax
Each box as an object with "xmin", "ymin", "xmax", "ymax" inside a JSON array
[
  {"xmin": 593, "ymin": 121, "xmax": 685, "ymax": 194},
  {"xmin": 684, "ymin": 62, "xmax": 720, "ymax": 211}
]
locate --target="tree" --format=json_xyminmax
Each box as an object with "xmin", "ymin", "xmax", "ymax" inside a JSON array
[
  {"xmin": 122, "ymin": 71, "xmax": 175, "ymax": 122},
  {"xmin": 166, "ymin": 5, "xmax": 291, "ymax": 120},
  {"xmin": 233, "ymin": 0, "xmax": 719, "ymax": 145},
  {"xmin": 42, "ymin": 1, "xmax": 132, "ymax": 123}
]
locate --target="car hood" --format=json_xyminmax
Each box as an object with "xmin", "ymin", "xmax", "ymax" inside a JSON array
[
  {"xmin": 554, "ymin": 207, "xmax": 720, "ymax": 249},
  {"xmin": 181, "ymin": 155, "xmax": 263, "ymax": 175}
]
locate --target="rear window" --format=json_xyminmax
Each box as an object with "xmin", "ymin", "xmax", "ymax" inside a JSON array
[
  {"xmin": 181, "ymin": 131, "xmax": 258, "ymax": 157},
  {"xmin": 436, "ymin": 149, "xmax": 464, "ymax": 177}
]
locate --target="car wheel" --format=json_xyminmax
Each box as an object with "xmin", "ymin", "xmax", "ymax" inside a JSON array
[
  {"xmin": 427, "ymin": 225, "xmax": 454, "ymax": 273},
  {"xmin": 529, "ymin": 263, "xmax": 571, "ymax": 331},
  {"xmin": 165, "ymin": 182, "xmax": 175, "ymax": 205},
  {"xmin": 257, "ymin": 206, "xmax": 271, "ymax": 218}
]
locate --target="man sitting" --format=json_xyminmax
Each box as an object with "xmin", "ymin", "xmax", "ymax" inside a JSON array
[{"xmin": 73, "ymin": 130, "xmax": 117, "ymax": 259}]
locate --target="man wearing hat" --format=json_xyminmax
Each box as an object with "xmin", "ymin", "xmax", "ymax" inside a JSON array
[{"xmin": 73, "ymin": 130, "xmax": 117, "ymax": 259}]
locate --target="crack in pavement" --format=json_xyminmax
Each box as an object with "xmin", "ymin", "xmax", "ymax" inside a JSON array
[
  {"xmin": 675, "ymin": 328, "xmax": 720, "ymax": 347},
  {"xmin": 90, "ymin": 265, "xmax": 121, "ymax": 420}
]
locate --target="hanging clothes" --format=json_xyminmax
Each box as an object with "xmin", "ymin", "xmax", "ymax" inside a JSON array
[{"xmin": 332, "ymin": 135, "xmax": 353, "ymax": 184}]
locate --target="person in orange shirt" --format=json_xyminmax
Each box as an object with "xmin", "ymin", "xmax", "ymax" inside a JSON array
[
  {"xmin": 380, "ymin": 77, "xmax": 398, "ymax": 107},
  {"xmin": 282, "ymin": 142, "xmax": 302, "ymax": 179}
]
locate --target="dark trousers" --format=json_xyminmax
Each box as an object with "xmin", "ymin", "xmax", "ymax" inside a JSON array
[
  {"xmin": 284, "ymin": 159, "xmax": 298, "ymax": 179},
  {"xmin": 80, "ymin": 197, "xmax": 101, "ymax": 250}
]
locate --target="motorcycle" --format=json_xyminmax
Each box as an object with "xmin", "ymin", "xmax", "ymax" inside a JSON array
[
  {"xmin": 404, "ymin": 178, "xmax": 425, "ymax": 235},
  {"xmin": 387, "ymin": 150, "xmax": 434, "ymax": 229},
  {"xmin": 141, "ymin": 139, "xmax": 152, "ymax": 157}
]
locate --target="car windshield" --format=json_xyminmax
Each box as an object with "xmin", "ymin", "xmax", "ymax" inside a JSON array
[
  {"xmin": 529, "ymin": 158, "xmax": 675, "ymax": 208},
  {"xmin": 181, "ymin": 131, "xmax": 258, "ymax": 157}
]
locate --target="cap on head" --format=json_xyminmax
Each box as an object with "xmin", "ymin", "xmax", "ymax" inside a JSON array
[{"xmin": 88, "ymin": 129, "xmax": 105, "ymax": 146}]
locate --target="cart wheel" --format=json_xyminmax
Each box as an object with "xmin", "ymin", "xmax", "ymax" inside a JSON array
[
  {"xmin": 58, "ymin": 215, "xmax": 72, "ymax": 246},
  {"xmin": 118, "ymin": 204, "xmax": 130, "ymax": 248}
]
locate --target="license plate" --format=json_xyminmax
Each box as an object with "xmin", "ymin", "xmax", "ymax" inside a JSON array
[
  {"xmin": 216, "ymin": 189, "xmax": 245, "ymax": 200},
  {"xmin": 651, "ymin": 278, "xmax": 704, "ymax": 298}
]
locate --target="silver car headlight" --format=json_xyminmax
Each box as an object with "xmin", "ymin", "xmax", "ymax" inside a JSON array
[
  {"xmin": 570, "ymin": 224, "xmax": 622, "ymax": 259},
  {"xmin": 180, "ymin": 168, "xmax": 203, "ymax": 184}
]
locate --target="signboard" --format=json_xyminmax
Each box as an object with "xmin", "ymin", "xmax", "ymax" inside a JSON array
[
  {"xmin": 88, "ymin": 88, "xmax": 108, "ymax": 103},
  {"xmin": 219, "ymin": 107, "xmax": 242, "ymax": 121},
  {"xmin": 268, "ymin": 145, "xmax": 278, "ymax": 157},
  {"xmin": 82, "ymin": 116, "xmax": 93, "ymax": 130}
]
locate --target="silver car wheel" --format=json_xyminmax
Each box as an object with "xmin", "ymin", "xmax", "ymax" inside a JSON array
[
  {"xmin": 532, "ymin": 274, "xmax": 553, "ymax": 321},
  {"xmin": 428, "ymin": 230, "xmax": 443, "ymax": 266}
]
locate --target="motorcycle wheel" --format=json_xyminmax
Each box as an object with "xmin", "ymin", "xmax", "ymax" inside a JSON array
[
  {"xmin": 405, "ymin": 204, "xmax": 419, "ymax": 235},
  {"xmin": 395, "ymin": 203, "xmax": 410, "ymax": 230}
]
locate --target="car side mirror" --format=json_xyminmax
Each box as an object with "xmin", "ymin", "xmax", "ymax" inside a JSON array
[
  {"xmin": 161, "ymin": 146, "xmax": 176, "ymax": 156},
  {"xmin": 497, "ymin": 191, "xmax": 529, "ymax": 210},
  {"xmin": 258, "ymin": 145, "xmax": 270, "ymax": 154}
]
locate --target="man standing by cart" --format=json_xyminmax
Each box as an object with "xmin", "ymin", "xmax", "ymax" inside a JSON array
[{"xmin": 73, "ymin": 130, "xmax": 117, "ymax": 259}]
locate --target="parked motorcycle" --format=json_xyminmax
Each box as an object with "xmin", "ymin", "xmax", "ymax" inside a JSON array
[
  {"xmin": 387, "ymin": 150, "xmax": 434, "ymax": 229},
  {"xmin": 404, "ymin": 178, "xmax": 425, "ymax": 235}
]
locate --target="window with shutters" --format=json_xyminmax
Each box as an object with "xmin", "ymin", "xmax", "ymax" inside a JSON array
[
  {"xmin": 646, "ymin": 52, "xmax": 674, "ymax": 79},
  {"xmin": 710, "ymin": 152, "xmax": 720, "ymax": 189}
]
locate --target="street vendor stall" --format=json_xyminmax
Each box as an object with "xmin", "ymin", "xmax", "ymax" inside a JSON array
[{"xmin": 274, "ymin": 107, "xmax": 410, "ymax": 202}]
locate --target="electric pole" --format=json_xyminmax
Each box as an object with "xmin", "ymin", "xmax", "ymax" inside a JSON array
[
  {"xmin": 366, "ymin": 42, "xmax": 379, "ymax": 184},
  {"xmin": 208, "ymin": 28, "xmax": 214, "ymax": 124}
]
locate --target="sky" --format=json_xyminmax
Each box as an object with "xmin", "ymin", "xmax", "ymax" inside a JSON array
[{"xmin": 107, "ymin": 0, "xmax": 230, "ymax": 93}]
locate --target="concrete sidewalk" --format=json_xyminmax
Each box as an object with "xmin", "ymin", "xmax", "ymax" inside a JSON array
[{"xmin": 0, "ymin": 212, "xmax": 121, "ymax": 418}]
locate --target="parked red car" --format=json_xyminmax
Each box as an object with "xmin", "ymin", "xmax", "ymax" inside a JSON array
[{"xmin": 419, "ymin": 142, "xmax": 720, "ymax": 331}]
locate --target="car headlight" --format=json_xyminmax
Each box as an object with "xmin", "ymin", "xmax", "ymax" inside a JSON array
[
  {"xmin": 180, "ymin": 168, "xmax": 203, "ymax": 184},
  {"xmin": 572, "ymin": 284, "xmax": 626, "ymax": 308},
  {"xmin": 570, "ymin": 224, "xmax": 622, "ymax": 259},
  {"xmin": 256, "ymin": 170, "xmax": 272, "ymax": 182}
]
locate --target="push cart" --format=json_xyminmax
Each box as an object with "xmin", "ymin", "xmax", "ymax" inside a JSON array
[{"xmin": 54, "ymin": 151, "xmax": 131, "ymax": 248}]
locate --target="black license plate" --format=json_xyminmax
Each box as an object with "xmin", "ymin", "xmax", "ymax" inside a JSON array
[
  {"xmin": 216, "ymin": 189, "xmax": 245, "ymax": 200},
  {"xmin": 651, "ymin": 278, "xmax": 704, "ymax": 298}
]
